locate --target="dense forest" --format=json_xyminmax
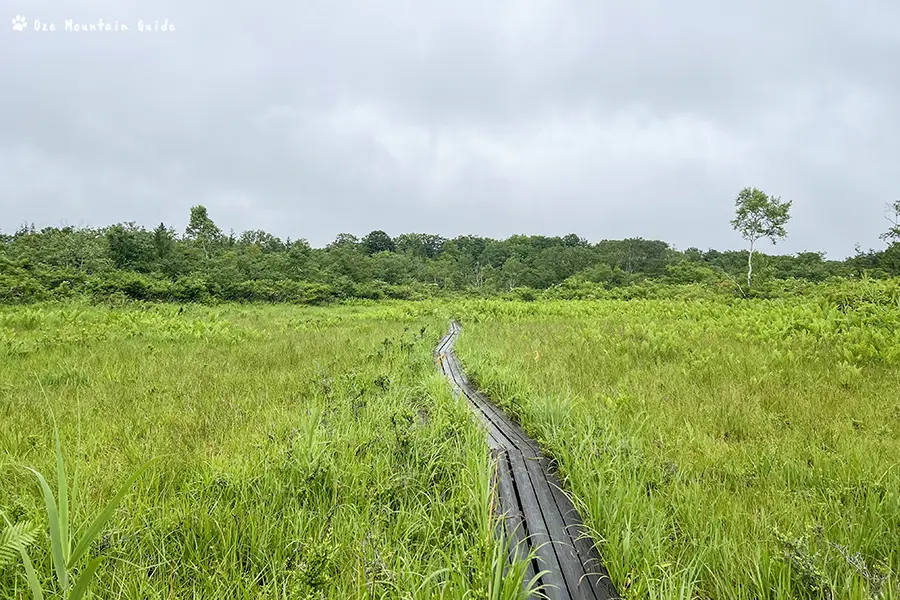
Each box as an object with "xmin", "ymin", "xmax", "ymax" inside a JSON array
[{"xmin": 2, "ymin": 205, "xmax": 899, "ymax": 304}]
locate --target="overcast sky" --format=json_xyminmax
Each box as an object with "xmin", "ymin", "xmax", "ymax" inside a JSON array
[{"xmin": 2, "ymin": 1, "xmax": 898, "ymax": 258}]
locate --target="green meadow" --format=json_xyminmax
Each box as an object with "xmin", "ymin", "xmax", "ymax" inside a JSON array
[
  {"xmin": 454, "ymin": 293, "xmax": 900, "ymax": 599},
  {"xmin": 2, "ymin": 288, "xmax": 899, "ymax": 599},
  {"xmin": 0, "ymin": 302, "xmax": 531, "ymax": 599}
]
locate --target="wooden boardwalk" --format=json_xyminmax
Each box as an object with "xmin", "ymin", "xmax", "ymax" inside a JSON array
[{"xmin": 435, "ymin": 321, "xmax": 619, "ymax": 600}]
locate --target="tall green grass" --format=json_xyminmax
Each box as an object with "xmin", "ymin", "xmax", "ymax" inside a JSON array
[
  {"xmin": 10, "ymin": 424, "xmax": 158, "ymax": 599},
  {"xmin": 14, "ymin": 294, "xmax": 895, "ymax": 598},
  {"xmin": 0, "ymin": 302, "xmax": 532, "ymax": 598},
  {"xmin": 454, "ymin": 298, "xmax": 900, "ymax": 599}
]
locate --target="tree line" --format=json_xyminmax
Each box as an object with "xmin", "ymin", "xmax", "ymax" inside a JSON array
[{"xmin": 1, "ymin": 197, "xmax": 898, "ymax": 304}]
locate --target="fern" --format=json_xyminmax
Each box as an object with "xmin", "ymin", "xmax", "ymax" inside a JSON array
[{"xmin": 0, "ymin": 521, "xmax": 38, "ymax": 567}]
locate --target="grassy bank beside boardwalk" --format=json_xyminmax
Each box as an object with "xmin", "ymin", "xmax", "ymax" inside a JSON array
[
  {"xmin": 0, "ymin": 302, "xmax": 530, "ymax": 599},
  {"xmin": 454, "ymin": 298, "xmax": 900, "ymax": 599}
]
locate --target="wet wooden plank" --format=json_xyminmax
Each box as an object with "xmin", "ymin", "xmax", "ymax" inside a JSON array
[
  {"xmin": 443, "ymin": 350, "xmax": 541, "ymax": 456},
  {"xmin": 507, "ymin": 450, "xmax": 568, "ymax": 599},
  {"xmin": 544, "ymin": 466, "xmax": 618, "ymax": 597},
  {"xmin": 469, "ymin": 388, "xmax": 543, "ymax": 457},
  {"xmin": 523, "ymin": 456, "xmax": 599, "ymax": 600},
  {"xmin": 445, "ymin": 322, "xmax": 544, "ymax": 457},
  {"xmin": 441, "ymin": 352, "xmax": 512, "ymax": 450},
  {"xmin": 495, "ymin": 449, "xmax": 538, "ymax": 588},
  {"xmin": 448, "ymin": 380, "xmax": 506, "ymax": 450}
]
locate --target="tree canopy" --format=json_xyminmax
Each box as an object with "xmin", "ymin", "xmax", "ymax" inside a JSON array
[
  {"xmin": 1, "ymin": 203, "xmax": 896, "ymax": 304},
  {"xmin": 731, "ymin": 187, "xmax": 792, "ymax": 290}
]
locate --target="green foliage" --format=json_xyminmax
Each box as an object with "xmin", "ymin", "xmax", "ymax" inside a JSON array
[
  {"xmin": 183, "ymin": 205, "xmax": 223, "ymax": 261},
  {"xmin": 105, "ymin": 223, "xmax": 156, "ymax": 272},
  {"xmin": 0, "ymin": 273, "xmax": 47, "ymax": 304},
  {"xmin": 880, "ymin": 200, "xmax": 900, "ymax": 244},
  {"xmin": 663, "ymin": 261, "xmax": 724, "ymax": 285},
  {"xmin": 326, "ymin": 233, "xmax": 360, "ymax": 250},
  {"xmin": 2, "ymin": 203, "xmax": 897, "ymax": 306},
  {"xmin": 508, "ymin": 287, "xmax": 538, "ymax": 302},
  {"xmin": 0, "ymin": 520, "xmax": 37, "ymax": 568},
  {"xmin": 361, "ymin": 230, "xmax": 396, "ymax": 255},
  {"xmin": 0, "ymin": 303, "xmax": 532, "ymax": 598},
  {"xmin": 731, "ymin": 187, "xmax": 793, "ymax": 245},
  {"xmin": 217, "ymin": 280, "xmax": 335, "ymax": 304},
  {"xmin": 238, "ymin": 230, "xmax": 285, "ymax": 253},
  {"xmin": 396, "ymin": 233, "xmax": 447, "ymax": 259},
  {"xmin": 573, "ymin": 262, "xmax": 629, "ymax": 287},
  {"xmin": 10, "ymin": 426, "xmax": 157, "ymax": 599},
  {"xmin": 595, "ymin": 238, "xmax": 675, "ymax": 276},
  {"xmin": 731, "ymin": 187, "xmax": 793, "ymax": 290},
  {"xmin": 453, "ymin": 296, "xmax": 900, "ymax": 598},
  {"xmin": 184, "ymin": 205, "xmax": 222, "ymax": 244}
]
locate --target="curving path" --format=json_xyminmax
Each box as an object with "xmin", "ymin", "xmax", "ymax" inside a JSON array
[{"xmin": 435, "ymin": 321, "xmax": 619, "ymax": 600}]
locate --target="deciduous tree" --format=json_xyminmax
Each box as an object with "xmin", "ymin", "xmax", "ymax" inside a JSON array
[
  {"xmin": 879, "ymin": 200, "xmax": 900, "ymax": 244},
  {"xmin": 730, "ymin": 187, "xmax": 792, "ymax": 291},
  {"xmin": 184, "ymin": 205, "xmax": 223, "ymax": 258},
  {"xmin": 361, "ymin": 230, "xmax": 395, "ymax": 254}
]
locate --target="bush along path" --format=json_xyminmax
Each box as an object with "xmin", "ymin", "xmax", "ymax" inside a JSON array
[{"xmin": 435, "ymin": 321, "xmax": 619, "ymax": 600}]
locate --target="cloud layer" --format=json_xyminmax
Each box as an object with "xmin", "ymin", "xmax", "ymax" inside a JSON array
[{"xmin": 2, "ymin": 0, "xmax": 899, "ymax": 258}]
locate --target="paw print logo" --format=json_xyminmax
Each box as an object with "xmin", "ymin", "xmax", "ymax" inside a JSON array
[{"xmin": 11, "ymin": 15, "xmax": 27, "ymax": 31}]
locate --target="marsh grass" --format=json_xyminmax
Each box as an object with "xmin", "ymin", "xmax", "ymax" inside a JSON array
[
  {"xmin": 0, "ymin": 302, "xmax": 533, "ymax": 599},
  {"xmin": 454, "ymin": 298, "xmax": 900, "ymax": 599},
  {"xmin": 11, "ymin": 295, "xmax": 895, "ymax": 598},
  {"xmin": 11, "ymin": 421, "xmax": 158, "ymax": 599}
]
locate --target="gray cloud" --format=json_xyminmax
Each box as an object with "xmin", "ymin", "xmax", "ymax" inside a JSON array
[{"xmin": 2, "ymin": 0, "xmax": 899, "ymax": 258}]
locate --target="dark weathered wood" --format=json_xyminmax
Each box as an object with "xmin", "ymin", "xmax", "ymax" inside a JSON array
[
  {"xmin": 448, "ymin": 364, "xmax": 506, "ymax": 449},
  {"xmin": 523, "ymin": 455, "xmax": 602, "ymax": 600},
  {"xmin": 448, "ymin": 364, "xmax": 514, "ymax": 449},
  {"xmin": 437, "ymin": 340, "xmax": 505, "ymax": 450},
  {"xmin": 495, "ymin": 450, "xmax": 538, "ymax": 587},
  {"xmin": 470, "ymin": 388, "xmax": 543, "ymax": 457},
  {"xmin": 441, "ymin": 345, "xmax": 512, "ymax": 450},
  {"xmin": 435, "ymin": 321, "xmax": 620, "ymax": 600},
  {"xmin": 507, "ymin": 449, "xmax": 569, "ymax": 598},
  {"xmin": 442, "ymin": 340, "xmax": 542, "ymax": 456},
  {"xmin": 544, "ymin": 466, "xmax": 618, "ymax": 596}
]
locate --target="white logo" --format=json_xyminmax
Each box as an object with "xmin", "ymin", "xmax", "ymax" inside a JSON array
[{"xmin": 7, "ymin": 16, "xmax": 175, "ymax": 33}]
